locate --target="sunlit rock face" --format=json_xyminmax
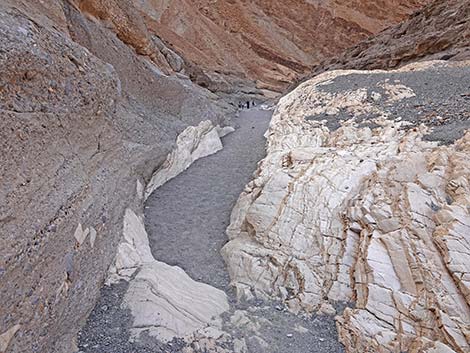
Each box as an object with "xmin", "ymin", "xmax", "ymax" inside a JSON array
[
  {"xmin": 70, "ymin": 0, "xmax": 430, "ymax": 93},
  {"xmin": 222, "ymin": 61, "xmax": 470, "ymax": 353}
]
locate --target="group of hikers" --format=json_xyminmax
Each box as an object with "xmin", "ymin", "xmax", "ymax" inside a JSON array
[{"xmin": 238, "ymin": 100, "xmax": 256, "ymax": 109}]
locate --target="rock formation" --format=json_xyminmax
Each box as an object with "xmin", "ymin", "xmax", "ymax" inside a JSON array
[
  {"xmin": 303, "ymin": 0, "xmax": 470, "ymax": 80},
  {"xmin": 1, "ymin": 0, "xmax": 454, "ymax": 352},
  {"xmin": 134, "ymin": 0, "xmax": 430, "ymax": 92},
  {"xmin": 0, "ymin": 1, "xmax": 232, "ymax": 352},
  {"xmin": 144, "ymin": 120, "xmax": 231, "ymax": 200},
  {"xmin": 222, "ymin": 61, "xmax": 470, "ymax": 353},
  {"xmin": 110, "ymin": 207, "xmax": 229, "ymax": 345}
]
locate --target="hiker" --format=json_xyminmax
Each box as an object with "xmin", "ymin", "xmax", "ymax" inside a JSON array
[{"xmin": 246, "ymin": 101, "xmax": 250, "ymax": 109}]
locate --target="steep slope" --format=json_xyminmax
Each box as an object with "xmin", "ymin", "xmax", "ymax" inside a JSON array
[
  {"xmin": 136, "ymin": 0, "xmax": 430, "ymax": 92},
  {"xmin": 0, "ymin": 1, "xmax": 233, "ymax": 352},
  {"xmin": 304, "ymin": 0, "xmax": 470, "ymax": 78}
]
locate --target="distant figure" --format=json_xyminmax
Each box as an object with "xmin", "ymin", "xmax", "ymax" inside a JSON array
[{"xmin": 246, "ymin": 101, "xmax": 250, "ymax": 109}]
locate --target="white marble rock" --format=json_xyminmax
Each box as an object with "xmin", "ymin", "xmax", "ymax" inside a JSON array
[{"xmin": 222, "ymin": 61, "xmax": 470, "ymax": 353}]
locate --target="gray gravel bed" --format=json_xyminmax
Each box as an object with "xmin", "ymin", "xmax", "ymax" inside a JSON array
[
  {"xmin": 313, "ymin": 65, "xmax": 470, "ymax": 144},
  {"xmin": 145, "ymin": 109, "xmax": 272, "ymax": 291}
]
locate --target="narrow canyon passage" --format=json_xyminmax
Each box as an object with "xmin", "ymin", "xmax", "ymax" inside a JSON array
[
  {"xmin": 142, "ymin": 108, "xmax": 345, "ymax": 353},
  {"xmin": 144, "ymin": 109, "xmax": 272, "ymax": 291},
  {"xmin": 78, "ymin": 108, "xmax": 345, "ymax": 353},
  {"xmin": 4, "ymin": 1, "xmax": 470, "ymax": 352}
]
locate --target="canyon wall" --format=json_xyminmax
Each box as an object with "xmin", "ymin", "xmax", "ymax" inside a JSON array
[
  {"xmin": 0, "ymin": 0, "xmax": 438, "ymax": 352},
  {"xmin": 303, "ymin": 0, "xmax": 470, "ymax": 79},
  {"xmin": 135, "ymin": 0, "xmax": 429, "ymax": 92},
  {"xmin": 222, "ymin": 60, "xmax": 470, "ymax": 353},
  {"xmin": 0, "ymin": 1, "xmax": 233, "ymax": 352}
]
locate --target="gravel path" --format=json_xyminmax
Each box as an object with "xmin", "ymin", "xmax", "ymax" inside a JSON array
[
  {"xmin": 144, "ymin": 109, "xmax": 344, "ymax": 353},
  {"xmin": 78, "ymin": 109, "xmax": 345, "ymax": 353},
  {"xmin": 145, "ymin": 109, "xmax": 272, "ymax": 290}
]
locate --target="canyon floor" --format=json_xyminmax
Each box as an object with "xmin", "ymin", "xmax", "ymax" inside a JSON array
[
  {"xmin": 76, "ymin": 109, "xmax": 345, "ymax": 353},
  {"xmin": 2, "ymin": 1, "xmax": 469, "ymax": 352}
]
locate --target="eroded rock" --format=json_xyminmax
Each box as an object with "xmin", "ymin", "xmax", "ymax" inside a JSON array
[
  {"xmin": 0, "ymin": 325, "xmax": 20, "ymax": 353},
  {"xmin": 145, "ymin": 120, "xmax": 224, "ymax": 199},
  {"xmin": 0, "ymin": 2, "xmax": 232, "ymax": 352},
  {"xmin": 107, "ymin": 122, "xmax": 229, "ymax": 344},
  {"xmin": 303, "ymin": 0, "xmax": 470, "ymax": 82},
  {"xmin": 109, "ymin": 207, "xmax": 229, "ymax": 345},
  {"xmin": 126, "ymin": 261, "xmax": 229, "ymax": 343},
  {"xmin": 110, "ymin": 208, "xmax": 229, "ymax": 344},
  {"xmin": 222, "ymin": 61, "xmax": 470, "ymax": 352},
  {"xmin": 141, "ymin": 0, "xmax": 429, "ymax": 92}
]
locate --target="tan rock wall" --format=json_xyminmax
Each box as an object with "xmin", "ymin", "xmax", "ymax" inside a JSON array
[
  {"xmin": 141, "ymin": 0, "xmax": 429, "ymax": 91},
  {"xmin": 303, "ymin": 0, "xmax": 470, "ymax": 82}
]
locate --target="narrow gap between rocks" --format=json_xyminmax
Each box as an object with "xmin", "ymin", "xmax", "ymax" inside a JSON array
[{"xmin": 78, "ymin": 109, "xmax": 344, "ymax": 353}]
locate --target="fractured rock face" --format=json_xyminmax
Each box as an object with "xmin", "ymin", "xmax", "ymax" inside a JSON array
[
  {"xmin": 222, "ymin": 61, "xmax": 470, "ymax": 352},
  {"xmin": 126, "ymin": 261, "xmax": 229, "ymax": 343}
]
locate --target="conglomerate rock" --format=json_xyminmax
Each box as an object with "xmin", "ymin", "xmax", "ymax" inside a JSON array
[
  {"xmin": 222, "ymin": 61, "xmax": 470, "ymax": 353},
  {"xmin": 0, "ymin": 1, "xmax": 233, "ymax": 352}
]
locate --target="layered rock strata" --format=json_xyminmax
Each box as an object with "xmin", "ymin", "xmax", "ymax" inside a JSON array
[{"xmin": 222, "ymin": 61, "xmax": 470, "ymax": 352}]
